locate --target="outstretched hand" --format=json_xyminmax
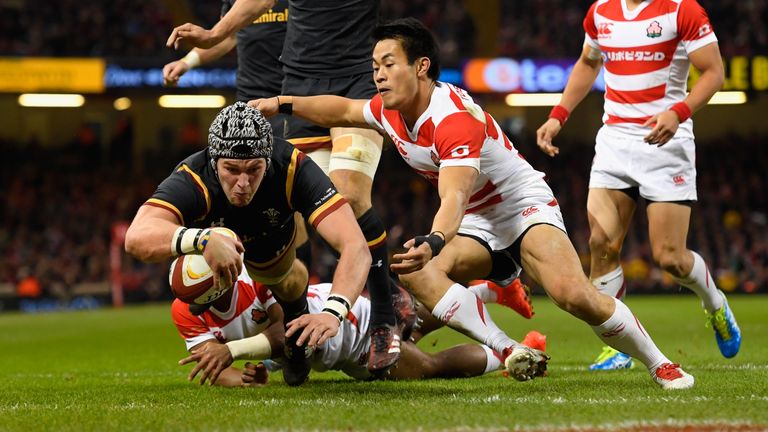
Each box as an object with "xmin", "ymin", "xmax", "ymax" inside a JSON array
[
  {"xmin": 247, "ymin": 97, "xmax": 280, "ymax": 117},
  {"xmin": 166, "ymin": 23, "xmax": 221, "ymax": 50},
  {"xmin": 162, "ymin": 60, "xmax": 191, "ymax": 87},
  {"xmin": 178, "ymin": 343, "xmax": 234, "ymax": 386},
  {"xmin": 284, "ymin": 313, "xmax": 340, "ymax": 348},
  {"xmin": 390, "ymin": 238, "xmax": 433, "ymax": 275}
]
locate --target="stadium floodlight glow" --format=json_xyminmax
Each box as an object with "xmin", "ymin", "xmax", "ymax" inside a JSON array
[
  {"xmin": 18, "ymin": 93, "xmax": 85, "ymax": 107},
  {"xmin": 113, "ymin": 97, "xmax": 132, "ymax": 111},
  {"xmin": 708, "ymin": 91, "xmax": 747, "ymax": 105},
  {"xmin": 505, "ymin": 93, "xmax": 563, "ymax": 107},
  {"xmin": 158, "ymin": 95, "xmax": 227, "ymax": 108}
]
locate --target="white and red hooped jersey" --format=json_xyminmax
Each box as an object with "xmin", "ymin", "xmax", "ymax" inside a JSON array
[
  {"xmin": 172, "ymin": 280, "xmax": 371, "ymax": 379},
  {"xmin": 363, "ymin": 82, "xmax": 547, "ymax": 217},
  {"xmin": 172, "ymin": 270, "xmax": 277, "ymax": 350},
  {"xmin": 584, "ymin": 0, "xmax": 718, "ymax": 138}
]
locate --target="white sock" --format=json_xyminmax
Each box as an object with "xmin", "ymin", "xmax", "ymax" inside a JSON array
[
  {"xmin": 468, "ymin": 281, "xmax": 496, "ymax": 303},
  {"xmin": 480, "ymin": 345, "xmax": 502, "ymax": 374},
  {"xmin": 591, "ymin": 266, "xmax": 626, "ymax": 300},
  {"xmin": 432, "ymin": 283, "xmax": 516, "ymax": 354},
  {"xmin": 672, "ymin": 251, "xmax": 723, "ymax": 313},
  {"xmin": 591, "ymin": 297, "xmax": 669, "ymax": 371}
]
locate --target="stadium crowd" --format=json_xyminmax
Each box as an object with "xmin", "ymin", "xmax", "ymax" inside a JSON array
[
  {"xmin": 1, "ymin": 1, "xmax": 765, "ymax": 59},
  {"xmin": 1, "ymin": 131, "xmax": 765, "ymax": 306}
]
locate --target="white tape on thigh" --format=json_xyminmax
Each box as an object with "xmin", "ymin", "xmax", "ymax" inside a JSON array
[{"xmin": 328, "ymin": 134, "xmax": 382, "ymax": 179}]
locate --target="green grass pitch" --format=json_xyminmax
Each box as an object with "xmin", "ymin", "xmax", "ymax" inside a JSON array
[{"xmin": 1, "ymin": 294, "xmax": 766, "ymax": 431}]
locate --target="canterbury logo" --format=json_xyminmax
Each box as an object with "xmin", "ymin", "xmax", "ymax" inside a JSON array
[
  {"xmin": 441, "ymin": 302, "xmax": 461, "ymax": 323},
  {"xmin": 522, "ymin": 206, "xmax": 539, "ymax": 217},
  {"xmin": 672, "ymin": 175, "xmax": 686, "ymax": 185},
  {"xmin": 601, "ymin": 323, "xmax": 626, "ymax": 338},
  {"xmin": 597, "ymin": 23, "xmax": 613, "ymax": 38}
]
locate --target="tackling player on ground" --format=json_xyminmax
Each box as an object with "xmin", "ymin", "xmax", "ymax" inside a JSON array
[{"xmin": 170, "ymin": 257, "xmax": 544, "ymax": 386}]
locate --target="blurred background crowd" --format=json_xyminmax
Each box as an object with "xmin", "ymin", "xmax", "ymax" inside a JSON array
[
  {"xmin": 0, "ymin": 0, "xmax": 766, "ymax": 310},
  {"xmin": 2, "ymin": 0, "xmax": 766, "ymax": 61}
]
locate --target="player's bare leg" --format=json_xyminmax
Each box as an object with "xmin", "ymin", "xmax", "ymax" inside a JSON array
[
  {"xmin": 586, "ymin": 188, "xmax": 637, "ymax": 369},
  {"xmin": 329, "ymin": 127, "xmax": 402, "ymax": 376},
  {"xmin": 387, "ymin": 341, "xmax": 499, "ymax": 380},
  {"xmin": 398, "ymin": 237, "xmax": 548, "ymax": 381},
  {"xmin": 648, "ymin": 202, "xmax": 740, "ymax": 358},
  {"xmin": 520, "ymin": 223, "xmax": 693, "ymax": 389}
]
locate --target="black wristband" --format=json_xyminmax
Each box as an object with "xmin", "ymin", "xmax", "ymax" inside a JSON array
[
  {"xmin": 277, "ymin": 96, "xmax": 293, "ymax": 115},
  {"xmin": 414, "ymin": 232, "xmax": 445, "ymax": 257}
]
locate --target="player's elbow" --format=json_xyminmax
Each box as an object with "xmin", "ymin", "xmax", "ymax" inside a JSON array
[
  {"xmin": 342, "ymin": 236, "xmax": 372, "ymax": 268},
  {"xmin": 124, "ymin": 224, "xmax": 152, "ymax": 262}
]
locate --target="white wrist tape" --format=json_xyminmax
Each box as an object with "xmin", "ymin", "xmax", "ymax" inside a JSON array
[
  {"xmin": 322, "ymin": 294, "xmax": 351, "ymax": 323},
  {"xmin": 181, "ymin": 50, "xmax": 201, "ymax": 68},
  {"xmin": 170, "ymin": 227, "xmax": 211, "ymax": 256},
  {"xmin": 226, "ymin": 333, "xmax": 271, "ymax": 360}
]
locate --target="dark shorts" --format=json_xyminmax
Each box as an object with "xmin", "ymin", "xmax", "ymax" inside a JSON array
[
  {"xmin": 282, "ymin": 71, "xmax": 377, "ymax": 100},
  {"xmin": 280, "ymin": 72, "xmax": 379, "ymax": 152}
]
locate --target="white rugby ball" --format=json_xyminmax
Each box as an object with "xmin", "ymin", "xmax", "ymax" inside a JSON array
[{"xmin": 168, "ymin": 227, "xmax": 239, "ymax": 304}]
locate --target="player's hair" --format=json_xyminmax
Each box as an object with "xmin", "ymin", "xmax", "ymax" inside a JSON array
[
  {"xmin": 208, "ymin": 101, "xmax": 273, "ymax": 171},
  {"xmin": 372, "ymin": 18, "xmax": 441, "ymax": 81}
]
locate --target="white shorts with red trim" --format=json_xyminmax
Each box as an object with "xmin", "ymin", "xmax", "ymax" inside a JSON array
[
  {"xmin": 458, "ymin": 178, "xmax": 567, "ymax": 251},
  {"xmin": 589, "ymin": 127, "xmax": 698, "ymax": 202}
]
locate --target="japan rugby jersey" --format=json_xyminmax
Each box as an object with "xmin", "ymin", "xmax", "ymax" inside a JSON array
[
  {"xmin": 172, "ymin": 280, "xmax": 370, "ymax": 376},
  {"xmin": 363, "ymin": 82, "xmax": 546, "ymax": 215},
  {"xmin": 584, "ymin": 0, "xmax": 718, "ymax": 138},
  {"xmin": 172, "ymin": 270, "xmax": 276, "ymax": 350}
]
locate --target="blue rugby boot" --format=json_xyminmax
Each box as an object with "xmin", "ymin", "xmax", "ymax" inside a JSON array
[
  {"xmin": 706, "ymin": 291, "xmax": 741, "ymax": 358},
  {"xmin": 589, "ymin": 346, "xmax": 634, "ymax": 371}
]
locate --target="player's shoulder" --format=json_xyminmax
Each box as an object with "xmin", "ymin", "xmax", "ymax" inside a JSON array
[
  {"xmin": 171, "ymin": 298, "xmax": 204, "ymax": 324},
  {"xmin": 430, "ymin": 83, "xmax": 487, "ymax": 128},
  {"xmin": 267, "ymin": 137, "xmax": 297, "ymax": 169},
  {"xmin": 170, "ymin": 150, "xmax": 217, "ymax": 183}
]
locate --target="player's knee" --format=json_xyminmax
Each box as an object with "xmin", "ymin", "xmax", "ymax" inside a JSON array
[
  {"xmin": 277, "ymin": 259, "xmax": 309, "ymax": 299},
  {"xmin": 588, "ymin": 231, "xmax": 621, "ymax": 261},
  {"xmin": 341, "ymin": 190, "xmax": 372, "ymax": 216},
  {"xmin": 329, "ymin": 134, "xmax": 381, "ymax": 203},
  {"xmin": 547, "ymin": 277, "xmax": 596, "ymax": 319},
  {"xmin": 652, "ymin": 247, "xmax": 687, "ymax": 277}
]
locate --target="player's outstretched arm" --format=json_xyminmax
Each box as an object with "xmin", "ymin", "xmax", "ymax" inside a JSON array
[
  {"xmin": 249, "ymin": 96, "xmax": 371, "ymax": 128},
  {"xmin": 167, "ymin": 0, "xmax": 275, "ymax": 49},
  {"xmin": 124, "ymin": 205, "xmax": 183, "ymax": 262},
  {"xmin": 163, "ymin": 35, "xmax": 237, "ymax": 87},
  {"xmin": 286, "ymin": 204, "xmax": 371, "ymax": 348},
  {"xmin": 392, "ymin": 166, "xmax": 477, "ymax": 275},
  {"xmin": 536, "ymin": 43, "xmax": 602, "ymax": 156},
  {"xmin": 178, "ymin": 304, "xmax": 282, "ymax": 387}
]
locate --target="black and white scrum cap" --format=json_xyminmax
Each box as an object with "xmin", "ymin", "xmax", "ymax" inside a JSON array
[{"xmin": 208, "ymin": 101, "xmax": 273, "ymax": 170}]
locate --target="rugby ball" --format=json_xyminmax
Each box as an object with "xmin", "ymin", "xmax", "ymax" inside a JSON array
[{"xmin": 168, "ymin": 227, "xmax": 239, "ymax": 304}]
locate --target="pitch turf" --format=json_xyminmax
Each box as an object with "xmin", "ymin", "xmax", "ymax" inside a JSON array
[{"xmin": 1, "ymin": 294, "xmax": 766, "ymax": 431}]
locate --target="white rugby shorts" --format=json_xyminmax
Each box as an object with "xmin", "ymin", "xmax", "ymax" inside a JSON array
[
  {"xmin": 458, "ymin": 178, "xmax": 567, "ymax": 253},
  {"xmin": 589, "ymin": 127, "xmax": 698, "ymax": 202}
]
